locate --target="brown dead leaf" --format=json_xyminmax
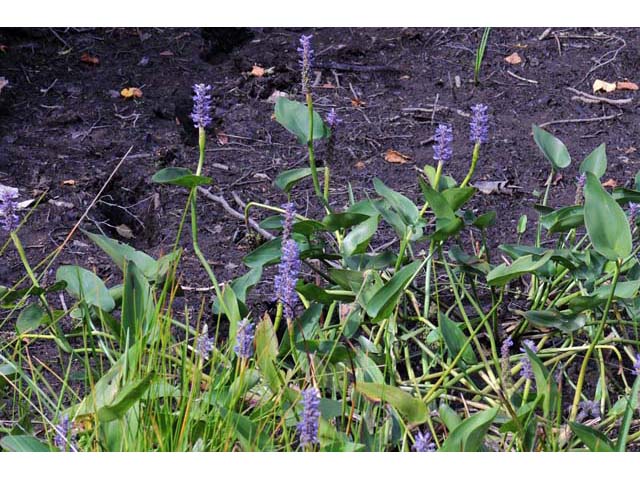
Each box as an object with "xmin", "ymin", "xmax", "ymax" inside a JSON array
[
  {"xmin": 351, "ymin": 98, "xmax": 366, "ymax": 108},
  {"xmin": 216, "ymin": 132, "xmax": 229, "ymax": 145},
  {"xmin": 552, "ymin": 172, "xmax": 563, "ymax": 186},
  {"xmin": 80, "ymin": 52, "xmax": 99, "ymax": 65},
  {"xmin": 602, "ymin": 178, "xmax": 618, "ymax": 188},
  {"xmin": 321, "ymin": 82, "xmax": 336, "ymax": 89},
  {"xmin": 504, "ymin": 52, "xmax": 522, "ymax": 65},
  {"xmin": 250, "ymin": 65, "xmax": 266, "ymax": 77},
  {"xmin": 115, "ymin": 224, "xmax": 134, "ymax": 239},
  {"xmin": 355, "ymin": 161, "xmax": 365, "ymax": 169},
  {"xmin": 159, "ymin": 50, "xmax": 174, "ymax": 57},
  {"xmin": 62, "ymin": 179, "xmax": 77, "ymax": 186},
  {"xmin": 617, "ymin": 81, "xmax": 639, "ymax": 91},
  {"xmin": 623, "ymin": 146, "xmax": 637, "ymax": 155},
  {"xmin": 384, "ymin": 149, "xmax": 411, "ymax": 164},
  {"xmin": 593, "ymin": 79, "xmax": 617, "ymax": 93},
  {"xmin": 120, "ymin": 87, "xmax": 143, "ymax": 99}
]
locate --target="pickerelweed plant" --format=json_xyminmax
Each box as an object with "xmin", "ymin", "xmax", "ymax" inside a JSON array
[{"xmin": 2, "ymin": 34, "xmax": 640, "ymax": 453}]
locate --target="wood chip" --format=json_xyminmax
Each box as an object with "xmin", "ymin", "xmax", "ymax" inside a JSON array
[
  {"xmin": 592, "ymin": 79, "xmax": 616, "ymax": 93},
  {"xmin": 617, "ymin": 81, "xmax": 639, "ymax": 91},
  {"xmin": 504, "ymin": 52, "xmax": 522, "ymax": 65},
  {"xmin": 602, "ymin": 178, "xmax": 618, "ymax": 188},
  {"xmin": 116, "ymin": 224, "xmax": 134, "ymax": 239}
]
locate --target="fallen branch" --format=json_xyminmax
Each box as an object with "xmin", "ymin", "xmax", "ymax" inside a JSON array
[
  {"xmin": 566, "ymin": 87, "xmax": 633, "ymax": 106},
  {"xmin": 538, "ymin": 113, "xmax": 622, "ymax": 128},
  {"xmin": 197, "ymin": 187, "xmax": 274, "ymax": 240}
]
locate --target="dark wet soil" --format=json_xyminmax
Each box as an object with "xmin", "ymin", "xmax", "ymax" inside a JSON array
[{"xmin": 1, "ymin": 26, "xmax": 640, "ymax": 339}]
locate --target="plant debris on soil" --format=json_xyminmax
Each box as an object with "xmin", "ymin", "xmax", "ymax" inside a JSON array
[{"xmin": 1, "ymin": 26, "xmax": 640, "ymax": 343}]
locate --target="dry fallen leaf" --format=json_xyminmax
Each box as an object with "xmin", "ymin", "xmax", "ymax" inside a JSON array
[
  {"xmin": 120, "ymin": 87, "xmax": 143, "ymax": 99},
  {"xmin": 602, "ymin": 178, "xmax": 618, "ymax": 188},
  {"xmin": 617, "ymin": 81, "xmax": 639, "ymax": 91},
  {"xmin": 159, "ymin": 50, "xmax": 174, "ymax": 57},
  {"xmin": 593, "ymin": 79, "xmax": 617, "ymax": 93},
  {"xmin": 351, "ymin": 98, "xmax": 366, "ymax": 108},
  {"xmin": 62, "ymin": 179, "xmax": 77, "ymax": 186},
  {"xmin": 216, "ymin": 132, "xmax": 229, "ymax": 145},
  {"xmin": 250, "ymin": 65, "xmax": 265, "ymax": 77},
  {"xmin": 623, "ymin": 146, "xmax": 637, "ymax": 154},
  {"xmin": 116, "ymin": 224, "xmax": 134, "ymax": 239},
  {"xmin": 267, "ymin": 90, "xmax": 288, "ymax": 104},
  {"xmin": 473, "ymin": 180, "xmax": 520, "ymax": 195},
  {"xmin": 384, "ymin": 149, "xmax": 411, "ymax": 164},
  {"xmin": 80, "ymin": 52, "xmax": 99, "ymax": 65},
  {"xmin": 504, "ymin": 52, "xmax": 522, "ymax": 65},
  {"xmin": 321, "ymin": 82, "xmax": 336, "ymax": 89},
  {"xmin": 355, "ymin": 161, "xmax": 365, "ymax": 169}
]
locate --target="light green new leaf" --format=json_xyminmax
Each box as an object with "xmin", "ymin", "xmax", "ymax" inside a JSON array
[
  {"xmin": 569, "ymin": 422, "xmax": 615, "ymax": 452},
  {"xmin": 16, "ymin": 303, "xmax": 47, "ymax": 334},
  {"xmin": 439, "ymin": 406, "xmax": 499, "ymax": 451},
  {"xmin": 580, "ymin": 143, "xmax": 607, "ymax": 179},
  {"xmin": 355, "ymin": 382, "xmax": 428, "ymax": 425},
  {"xmin": 584, "ymin": 172, "xmax": 631, "ymax": 260},
  {"xmin": 56, "ymin": 265, "xmax": 115, "ymax": 312},
  {"xmin": 97, "ymin": 371, "xmax": 155, "ymax": 422},
  {"xmin": 274, "ymin": 97, "xmax": 330, "ymax": 144},
  {"xmin": 151, "ymin": 167, "xmax": 212, "ymax": 188},
  {"xmin": 365, "ymin": 260, "xmax": 425, "ymax": 321},
  {"xmin": 275, "ymin": 167, "xmax": 326, "ymax": 193},
  {"xmin": 532, "ymin": 124, "xmax": 571, "ymax": 170},
  {"xmin": 0, "ymin": 435, "xmax": 54, "ymax": 452},
  {"xmin": 486, "ymin": 251, "xmax": 553, "ymax": 287}
]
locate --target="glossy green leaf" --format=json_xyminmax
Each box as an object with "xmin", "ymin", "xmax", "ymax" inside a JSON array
[
  {"xmin": 274, "ymin": 97, "xmax": 330, "ymax": 144},
  {"xmin": 322, "ymin": 212, "xmax": 370, "ymax": 231},
  {"xmin": 524, "ymin": 344, "xmax": 558, "ymax": 419},
  {"xmin": 121, "ymin": 261, "xmax": 155, "ymax": 344},
  {"xmin": 540, "ymin": 205, "xmax": 584, "ymax": 233},
  {"xmin": 97, "ymin": 371, "xmax": 155, "ymax": 422},
  {"xmin": 374, "ymin": 178, "xmax": 420, "ymax": 226},
  {"xmin": 442, "ymin": 187, "xmax": 475, "ymax": 212},
  {"xmin": 580, "ymin": 143, "xmax": 607, "ymax": 179},
  {"xmin": 56, "ymin": 265, "xmax": 115, "ymax": 312},
  {"xmin": 419, "ymin": 178, "xmax": 454, "ymax": 220},
  {"xmin": 473, "ymin": 211, "xmax": 496, "ymax": 229},
  {"xmin": 275, "ymin": 167, "xmax": 326, "ymax": 193},
  {"xmin": 438, "ymin": 403, "xmax": 462, "ymax": 431},
  {"xmin": 439, "ymin": 312, "xmax": 477, "ymax": 364},
  {"xmin": 439, "ymin": 406, "xmax": 499, "ymax": 452},
  {"xmin": 84, "ymin": 230, "xmax": 158, "ymax": 279},
  {"xmin": 523, "ymin": 310, "xmax": 587, "ymax": 334},
  {"xmin": 584, "ymin": 172, "xmax": 631, "ymax": 260},
  {"xmin": 448, "ymin": 246, "xmax": 490, "ymax": 276},
  {"xmin": 151, "ymin": 167, "xmax": 212, "ymax": 188},
  {"xmin": 355, "ymin": 382, "xmax": 428, "ymax": 425},
  {"xmin": 365, "ymin": 260, "xmax": 425, "ymax": 321},
  {"xmin": 342, "ymin": 215, "xmax": 379, "ymax": 257},
  {"xmin": 569, "ymin": 422, "xmax": 615, "ymax": 452},
  {"xmin": 431, "ymin": 217, "xmax": 464, "ymax": 242},
  {"xmin": 0, "ymin": 435, "xmax": 54, "ymax": 452},
  {"xmin": 486, "ymin": 251, "xmax": 553, "ymax": 287},
  {"xmin": 532, "ymin": 124, "xmax": 571, "ymax": 170},
  {"xmin": 16, "ymin": 303, "xmax": 47, "ymax": 334}
]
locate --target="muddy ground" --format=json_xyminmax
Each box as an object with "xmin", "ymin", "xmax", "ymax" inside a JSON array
[{"xmin": 1, "ymin": 26, "xmax": 639, "ymax": 331}]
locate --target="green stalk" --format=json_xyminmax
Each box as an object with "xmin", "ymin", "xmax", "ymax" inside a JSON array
[
  {"xmin": 616, "ymin": 374, "xmax": 640, "ymax": 451},
  {"xmin": 569, "ymin": 258, "xmax": 622, "ymax": 420},
  {"xmin": 460, "ymin": 142, "xmax": 480, "ymax": 188}
]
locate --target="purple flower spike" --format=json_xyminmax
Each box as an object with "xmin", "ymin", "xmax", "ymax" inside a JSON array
[
  {"xmin": 297, "ymin": 34, "xmax": 314, "ymax": 95},
  {"xmin": 196, "ymin": 324, "xmax": 214, "ymax": 361},
  {"xmin": 412, "ymin": 430, "xmax": 436, "ymax": 452},
  {"xmin": 576, "ymin": 173, "xmax": 586, "ymax": 190},
  {"xmin": 234, "ymin": 318, "xmax": 255, "ymax": 359},
  {"xmin": 500, "ymin": 336, "xmax": 513, "ymax": 361},
  {"xmin": 297, "ymin": 387, "xmax": 321, "ymax": 447},
  {"xmin": 519, "ymin": 339, "xmax": 537, "ymax": 381},
  {"xmin": 433, "ymin": 123, "xmax": 453, "ymax": 163},
  {"xmin": 54, "ymin": 414, "xmax": 76, "ymax": 451},
  {"xmin": 470, "ymin": 104, "xmax": 489, "ymax": 144},
  {"xmin": 190, "ymin": 83, "xmax": 212, "ymax": 129},
  {"xmin": 326, "ymin": 108, "xmax": 341, "ymax": 128},
  {"xmin": 281, "ymin": 202, "xmax": 296, "ymax": 241},
  {"xmin": 634, "ymin": 353, "xmax": 640, "ymax": 376},
  {"xmin": 0, "ymin": 187, "xmax": 19, "ymax": 232},
  {"xmin": 577, "ymin": 400, "xmax": 600, "ymax": 421},
  {"xmin": 274, "ymin": 238, "xmax": 301, "ymax": 320}
]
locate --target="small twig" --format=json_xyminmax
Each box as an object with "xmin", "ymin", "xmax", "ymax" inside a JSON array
[
  {"xmin": 197, "ymin": 187, "xmax": 274, "ymax": 240},
  {"xmin": 314, "ymin": 61, "xmax": 401, "ymax": 73},
  {"xmin": 565, "ymin": 87, "xmax": 633, "ymax": 106},
  {"xmin": 506, "ymin": 70, "xmax": 538, "ymax": 85},
  {"xmin": 538, "ymin": 113, "xmax": 622, "ymax": 128},
  {"xmin": 538, "ymin": 28, "xmax": 553, "ymax": 41}
]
